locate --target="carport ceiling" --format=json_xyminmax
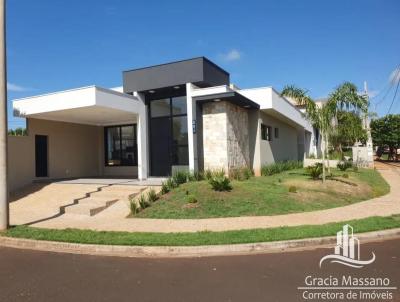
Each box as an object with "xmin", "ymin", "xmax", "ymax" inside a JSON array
[{"xmin": 28, "ymin": 106, "xmax": 137, "ymax": 126}]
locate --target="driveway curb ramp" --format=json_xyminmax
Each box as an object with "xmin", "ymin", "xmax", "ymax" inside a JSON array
[{"xmin": 1, "ymin": 228, "xmax": 400, "ymax": 258}]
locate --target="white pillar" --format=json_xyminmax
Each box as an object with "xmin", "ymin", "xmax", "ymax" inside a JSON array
[
  {"xmin": 134, "ymin": 92, "xmax": 148, "ymax": 180},
  {"xmin": 0, "ymin": 0, "xmax": 8, "ymax": 230},
  {"xmin": 186, "ymin": 83, "xmax": 198, "ymax": 172}
]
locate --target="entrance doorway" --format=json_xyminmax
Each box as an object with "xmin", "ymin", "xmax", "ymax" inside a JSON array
[
  {"xmin": 149, "ymin": 96, "xmax": 189, "ymax": 176},
  {"xmin": 35, "ymin": 135, "xmax": 48, "ymax": 177}
]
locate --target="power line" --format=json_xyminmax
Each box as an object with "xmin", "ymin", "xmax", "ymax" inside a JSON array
[
  {"xmin": 387, "ymin": 75, "xmax": 400, "ymax": 114},
  {"xmin": 374, "ymin": 65, "xmax": 400, "ymax": 110}
]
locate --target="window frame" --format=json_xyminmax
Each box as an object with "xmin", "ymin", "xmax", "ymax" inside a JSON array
[
  {"xmin": 261, "ymin": 124, "xmax": 272, "ymax": 141},
  {"xmin": 104, "ymin": 124, "xmax": 137, "ymax": 167},
  {"xmin": 148, "ymin": 96, "xmax": 189, "ymax": 167}
]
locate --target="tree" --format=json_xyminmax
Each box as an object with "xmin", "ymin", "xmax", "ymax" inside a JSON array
[
  {"xmin": 281, "ymin": 86, "xmax": 332, "ymax": 182},
  {"xmin": 371, "ymin": 114, "xmax": 400, "ymax": 160},
  {"xmin": 281, "ymin": 82, "xmax": 368, "ymax": 181},
  {"xmin": 330, "ymin": 111, "xmax": 368, "ymax": 153}
]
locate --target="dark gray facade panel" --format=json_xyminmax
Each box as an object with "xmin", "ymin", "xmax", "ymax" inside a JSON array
[
  {"xmin": 123, "ymin": 57, "xmax": 229, "ymax": 93},
  {"xmin": 202, "ymin": 59, "xmax": 230, "ymax": 88}
]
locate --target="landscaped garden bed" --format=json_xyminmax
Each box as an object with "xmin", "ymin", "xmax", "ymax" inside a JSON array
[{"xmin": 132, "ymin": 167, "xmax": 389, "ymax": 219}]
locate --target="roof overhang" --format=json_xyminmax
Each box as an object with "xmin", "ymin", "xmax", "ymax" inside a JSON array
[
  {"xmin": 13, "ymin": 86, "xmax": 142, "ymax": 126},
  {"xmin": 191, "ymin": 86, "xmax": 260, "ymax": 109},
  {"xmin": 239, "ymin": 87, "xmax": 313, "ymax": 132}
]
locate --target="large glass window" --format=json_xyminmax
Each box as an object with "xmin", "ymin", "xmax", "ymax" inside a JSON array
[
  {"xmin": 149, "ymin": 96, "xmax": 189, "ymax": 175},
  {"xmin": 171, "ymin": 96, "xmax": 187, "ymax": 115},
  {"xmin": 172, "ymin": 116, "xmax": 188, "ymax": 145},
  {"xmin": 105, "ymin": 125, "xmax": 137, "ymax": 166},
  {"xmin": 150, "ymin": 99, "xmax": 170, "ymax": 117}
]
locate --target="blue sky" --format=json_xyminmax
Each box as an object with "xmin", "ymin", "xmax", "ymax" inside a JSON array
[{"xmin": 7, "ymin": 0, "xmax": 400, "ymax": 129}]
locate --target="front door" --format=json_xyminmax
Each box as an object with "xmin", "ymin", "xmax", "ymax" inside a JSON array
[
  {"xmin": 148, "ymin": 96, "xmax": 189, "ymax": 176},
  {"xmin": 35, "ymin": 135, "xmax": 48, "ymax": 177},
  {"xmin": 150, "ymin": 117, "xmax": 171, "ymax": 176}
]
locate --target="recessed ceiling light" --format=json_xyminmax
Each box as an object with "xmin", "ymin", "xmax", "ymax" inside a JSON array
[
  {"xmin": 244, "ymin": 105, "xmax": 250, "ymax": 108},
  {"xmin": 214, "ymin": 98, "xmax": 221, "ymax": 102},
  {"xmin": 173, "ymin": 86, "xmax": 180, "ymax": 90},
  {"xmin": 149, "ymin": 90, "xmax": 155, "ymax": 94}
]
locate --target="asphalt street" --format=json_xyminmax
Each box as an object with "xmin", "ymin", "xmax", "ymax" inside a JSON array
[{"xmin": 0, "ymin": 238, "xmax": 399, "ymax": 302}]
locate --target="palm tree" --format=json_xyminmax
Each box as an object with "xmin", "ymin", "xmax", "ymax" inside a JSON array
[
  {"xmin": 281, "ymin": 85, "xmax": 332, "ymax": 182},
  {"xmin": 281, "ymin": 83, "xmax": 369, "ymax": 182},
  {"xmin": 327, "ymin": 82, "xmax": 369, "ymax": 160}
]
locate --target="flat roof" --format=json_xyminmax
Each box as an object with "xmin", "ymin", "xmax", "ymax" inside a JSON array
[{"xmin": 123, "ymin": 56, "xmax": 229, "ymax": 76}]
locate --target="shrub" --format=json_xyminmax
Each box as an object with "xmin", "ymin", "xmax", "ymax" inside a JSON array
[
  {"xmin": 337, "ymin": 160, "xmax": 353, "ymax": 171},
  {"xmin": 229, "ymin": 166, "xmax": 253, "ymax": 181},
  {"xmin": 191, "ymin": 171, "xmax": 205, "ymax": 181},
  {"xmin": 209, "ymin": 176, "xmax": 232, "ymax": 192},
  {"xmin": 288, "ymin": 185, "xmax": 297, "ymax": 193},
  {"xmin": 165, "ymin": 178, "xmax": 177, "ymax": 190},
  {"xmin": 147, "ymin": 188, "xmax": 158, "ymax": 202},
  {"xmin": 160, "ymin": 182, "xmax": 170, "ymax": 195},
  {"xmin": 353, "ymin": 165, "xmax": 359, "ymax": 172},
  {"xmin": 204, "ymin": 169, "xmax": 213, "ymax": 180},
  {"xmin": 261, "ymin": 160, "xmax": 303, "ymax": 176},
  {"xmin": 306, "ymin": 163, "xmax": 323, "ymax": 180},
  {"xmin": 185, "ymin": 194, "xmax": 198, "ymax": 203},
  {"xmin": 138, "ymin": 194, "xmax": 151, "ymax": 209},
  {"xmin": 129, "ymin": 199, "xmax": 140, "ymax": 215},
  {"xmin": 172, "ymin": 170, "xmax": 189, "ymax": 185},
  {"xmin": 342, "ymin": 173, "xmax": 349, "ymax": 178}
]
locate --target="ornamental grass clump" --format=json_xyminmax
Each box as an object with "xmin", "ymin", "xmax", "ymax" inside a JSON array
[
  {"xmin": 306, "ymin": 163, "xmax": 323, "ymax": 180},
  {"xmin": 229, "ymin": 166, "xmax": 254, "ymax": 181},
  {"xmin": 209, "ymin": 176, "xmax": 232, "ymax": 192},
  {"xmin": 261, "ymin": 160, "xmax": 303, "ymax": 176},
  {"xmin": 129, "ymin": 199, "xmax": 140, "ymax": 215},
  {"xmin": 172, "ymin": 170, "xmax": 189, "ymax": 185},
  {"xmin": 138, "ymin": 193, "xmax": 151, "ymax": 209},
  {"xmin": 147, "ymin": 188, "xmax": 158, "ymax": 202},
  {"xmin": 337, "ymin": 160, "xmax": 353, "ymax": 171}
]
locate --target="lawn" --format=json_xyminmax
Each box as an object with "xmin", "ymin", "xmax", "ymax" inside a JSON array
[
  {"xmin": 3, "ymin": 215, "xmax": 400, "ymax": 246},
  {"xmin": 135, "ymin": 168, "xmax": 389, "ymax": 219}
]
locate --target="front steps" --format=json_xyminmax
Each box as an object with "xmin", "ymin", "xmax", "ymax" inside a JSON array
[{"xmin": 64, "ymin": 185, "xmax": 145, "ymax": 216}]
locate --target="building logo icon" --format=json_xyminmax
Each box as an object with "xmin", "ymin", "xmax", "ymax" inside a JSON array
[{"xmin": 319, "ymin": 224, "xmax": 375, "ymax": 268}]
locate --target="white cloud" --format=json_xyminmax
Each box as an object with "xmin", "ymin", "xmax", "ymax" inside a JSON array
[
  {"xmin": 7, "ymin": 82, "xmax": 28, "ymax": 92},
  {"xmin": 389, "ymin": 67, "xmax": 400, "ymax": 84},
  {"xmin": 220, "ymin": 49, "xmax": 241, "ymax": 61}
]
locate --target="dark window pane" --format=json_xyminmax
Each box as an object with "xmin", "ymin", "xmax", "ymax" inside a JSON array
[
  {"xmin": 275, "ymin": 127, "xmax": 279, "ymax": 138},
  {"xmin": 172, "ymin": 116, "xmax": 188, "ymax": 145},
  {"xmin": 106, "ymin": 127, "xmax": 121, "ymax": 165},
  {"xmin": 105, "ymin": 125, "xmax": 136, "ymax": 166},
  {"xmin": 151, "ymin": 99, "xmax": 170, "ymax": 117},
  {"xmin": 172, "ymin": 96, "xmax": 187, "ymax": 115},
  {"xmin": 121, "ymin": 125, "xmax": 135, "ymax": 165},
  {"xmin": 172, "ymin": 145, "xmax": 189, "ymax": 165}
]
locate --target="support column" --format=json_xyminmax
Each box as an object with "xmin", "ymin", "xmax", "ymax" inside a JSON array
[
  {"xmin": 134, "ymin": 92, "xmax": 148, "ymax": 180},
  {"xmin": 0, "ymin": 0, "xmax": 8, "ymax": 230},
  {"xmin": 186, "ymin": 83, "xmax": 198, "ymax": 172}
]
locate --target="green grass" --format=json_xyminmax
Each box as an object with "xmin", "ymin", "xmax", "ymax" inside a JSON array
[
  {"xmin": 134, "ymin": 168, "xmax": 389, "ymax": 219},
  {"xmin": 3, "ymin": 215, "xmax": 400, "ymax": 246}
]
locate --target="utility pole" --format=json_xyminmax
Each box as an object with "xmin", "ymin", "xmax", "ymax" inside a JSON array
[
  {"xmin": 0, "ymin": 0, "xmax": 8, "ymax": 230},
  {"xmin": 364, "ymin": 81, "xmax": 374, "ymax": 168}
]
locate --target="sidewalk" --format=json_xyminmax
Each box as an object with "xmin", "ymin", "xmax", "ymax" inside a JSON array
[{"xmin": 28, "ymin": 163, "xmax": 400, "ymax": 233}]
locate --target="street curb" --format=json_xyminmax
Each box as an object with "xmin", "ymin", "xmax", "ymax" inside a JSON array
[{"xmin": 1, "ymin": 228, "xmax": 400, "ymax": 258}]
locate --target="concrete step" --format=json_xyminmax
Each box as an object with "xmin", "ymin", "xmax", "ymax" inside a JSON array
[
  {"xmin": 64, "ymin": 198, "xmax": 118, "ymax": 216},
  {"xmin": 91, "ymin": 191, "xmax": 138, "ymax": 200}
]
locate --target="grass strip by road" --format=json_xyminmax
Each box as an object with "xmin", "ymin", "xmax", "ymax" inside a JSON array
[{"xmin": 2, "ymin": 215, "xmax": 400, "ymax": 246}]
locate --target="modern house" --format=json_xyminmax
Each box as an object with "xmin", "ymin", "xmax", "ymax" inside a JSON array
[{"xmin": 10, "ymin": 57, "xmax": 318, "ymax": 191}]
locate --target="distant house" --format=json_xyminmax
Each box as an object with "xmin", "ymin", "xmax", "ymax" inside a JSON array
[{"xmin": 10, "ymin": 57, "xmax": 319, "ymax": 190}]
